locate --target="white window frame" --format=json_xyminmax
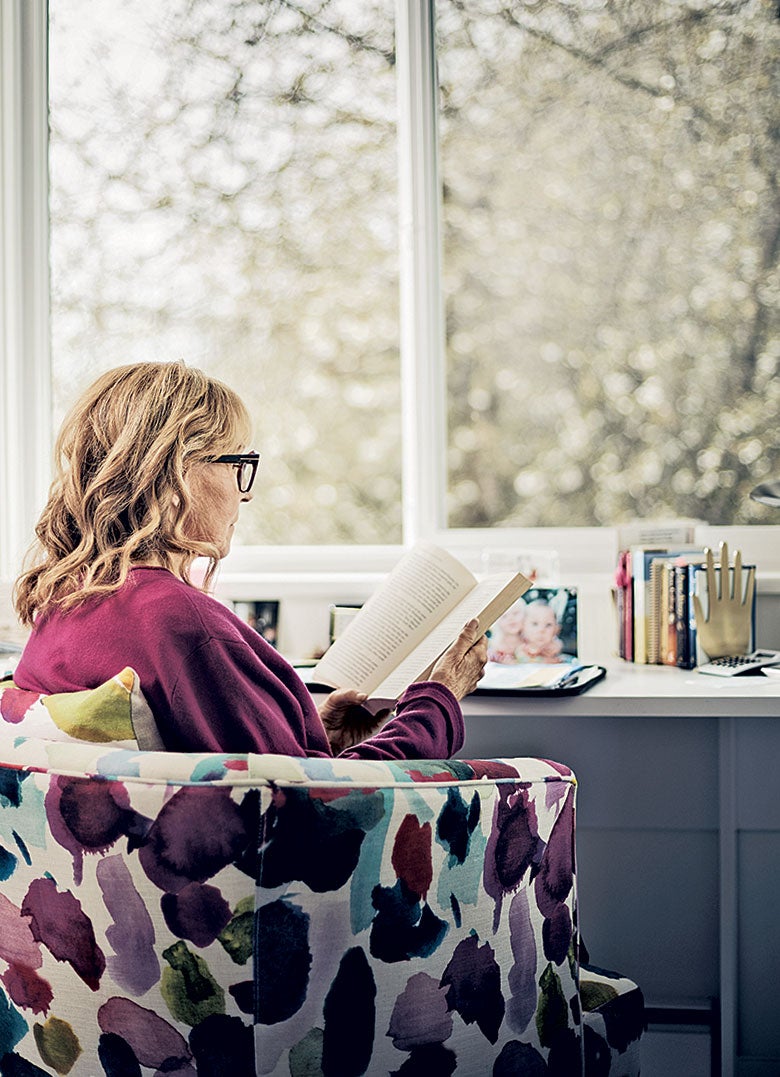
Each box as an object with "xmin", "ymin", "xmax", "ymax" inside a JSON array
[
  {"xmin": 1, "ymin": 0, "xmax": 778, "ymax": 590},
  {"xmin": 1, "ymin": 0, "xmax": 50, "ymax": 582}
]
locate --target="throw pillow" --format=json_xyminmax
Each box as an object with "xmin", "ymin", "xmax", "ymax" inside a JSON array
[{"xmin": 0, "ymin": 667, "xmax": 164, "ymax": 750}]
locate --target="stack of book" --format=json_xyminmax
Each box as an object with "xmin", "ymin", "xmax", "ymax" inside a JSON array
[{"xmin": 614, "ymin": 543, "xmax": 755, "ymax": 668}]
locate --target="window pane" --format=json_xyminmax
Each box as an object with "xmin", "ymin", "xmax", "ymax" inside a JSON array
[
  {"xmin": 438, "ymin": 0, "xmax": 779, "ymax": 528},
  {"xmin": 49, "ymin": 0, "xmax": 399, "ymax": 545}
]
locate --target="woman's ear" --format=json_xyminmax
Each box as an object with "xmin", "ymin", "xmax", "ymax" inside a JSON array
[{"xmin": 171, "ymin": 493, "xmax": 181, "ymax": 508}]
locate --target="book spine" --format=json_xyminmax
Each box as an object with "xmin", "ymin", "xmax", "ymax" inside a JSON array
[
  {"xmin": 634, "ymin": 549, "xmax": 666, "ymax": 664},
  {"xmin": 673, "ymin": 563, "xmax": 692, "ymax": 669},
  {"xmin": 632, "ymin": 549, "xmax": 661, "ymax": 665},
  {"xmin": 664, "ymin": 563, "xmax": 678, "ymax": 666},
  {"xmin": 687, "ymin": 562, "xmax": 705, "ymax": 668},
  {"xmin": 615, "ymin": 551, "xmax": 632, "ymax": 660},
  {"xmin": 655, "ymin": 560, "xmax": 669, "ymax": 666},
  {"xmin": 624, "ymin": 551, "xmax": 633, "ymax": 661}
]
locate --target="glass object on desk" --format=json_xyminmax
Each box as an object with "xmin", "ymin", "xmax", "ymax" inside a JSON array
[
  {"xmin": 481, "ymin": 547, "xmax": 560, "ymax": 585},
  {"xmin": 329, "ymin": 605, "xmax": 363, "ymax": 646}
]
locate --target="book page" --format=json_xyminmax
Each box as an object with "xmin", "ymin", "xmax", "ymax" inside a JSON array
[
  {"xmin": 312, "ymin": 543, "xmax": 478, "ymax": 695},
  {"xmin": 372, "ymin": 572, "xmax": 532, "ymax": 699}
]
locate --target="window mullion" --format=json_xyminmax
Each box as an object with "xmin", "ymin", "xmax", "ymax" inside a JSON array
[
  {"xmin": 396, "ymin": 0, "xmax": 446, "ymax": 545},
  {"xmin": 0, "ymin": 0, "xmax": 50, "ymax": 581}
]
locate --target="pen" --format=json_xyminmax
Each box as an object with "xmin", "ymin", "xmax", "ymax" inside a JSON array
[{"xmin": 550, "ymin": 664, "xmax": 584, "ymax": 689}]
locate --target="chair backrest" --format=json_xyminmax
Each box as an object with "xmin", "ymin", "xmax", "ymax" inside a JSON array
[{"xmin": 0, "ymin": 737, "xmax": 580, "ymax": 1075}]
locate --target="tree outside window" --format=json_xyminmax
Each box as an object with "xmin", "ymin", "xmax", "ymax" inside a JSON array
[
  {"xmin": 49, "ymin": 0, "xmax": 779, "ymax": 544},
  {"xmin": 439, "ymin": 0, "xmax": 779, "ymax": 527},
  {"xmin": 49, "ymin": 0, "xmax": 400, "ymax": 546}
]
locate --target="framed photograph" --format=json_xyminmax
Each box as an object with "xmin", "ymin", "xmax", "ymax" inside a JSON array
[
  {"xmin": 233, "ymin": 601, "xmax": 280, "ymax": 648},
  {"xmin": 487, "ymin": 586, "xmax": 578, "ymax": 665}
]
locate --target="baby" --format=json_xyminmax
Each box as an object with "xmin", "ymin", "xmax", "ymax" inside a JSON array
[
  {"xmin": 487, "ymin": 601, "xmax": 527, "ymax": 664},
  {"xmin": 515, "ymin": 599, "xmax": 563, "ymax": 663}
]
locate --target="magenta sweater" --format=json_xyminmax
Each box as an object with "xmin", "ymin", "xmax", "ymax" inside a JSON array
[{"xmin": 14, "ymin": 567, "xmax": 464, "ymax": 759}]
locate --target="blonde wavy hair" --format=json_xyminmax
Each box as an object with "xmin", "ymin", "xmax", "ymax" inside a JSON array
[{"xmin": 14, "ymin": 361, "xmax": 252, "ymax": 626}]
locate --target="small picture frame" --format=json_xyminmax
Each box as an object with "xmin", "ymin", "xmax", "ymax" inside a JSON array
[
  {"xmin": 487, "ymin": 586, "xmax": 578, "ymax": 665},
  {"xmin": 233, "ymin": 600, "xmax": 280, "ymax": 648}
]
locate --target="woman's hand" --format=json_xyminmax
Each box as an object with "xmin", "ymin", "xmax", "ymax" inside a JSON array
[
  {"xmin": 318, "ymin": 688, "xmax": 392, "ymax": 754},
  {"xmin": 428, "ymin": 619, "xmax": 488, "ymax": 700}
]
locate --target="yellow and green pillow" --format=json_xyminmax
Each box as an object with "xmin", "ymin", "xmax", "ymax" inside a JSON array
[{"xmin": 0, "ymin": 667, "xmax": 163, "ymax": 750}]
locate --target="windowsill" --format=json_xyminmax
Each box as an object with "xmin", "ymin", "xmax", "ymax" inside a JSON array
[{"xmin": 221, "ymin": 524, "xmax": 780, "ymax": 580}]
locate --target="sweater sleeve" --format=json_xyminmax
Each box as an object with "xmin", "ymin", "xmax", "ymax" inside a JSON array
[{"xmin": 337, "ymin": 681, "xmax": 465, "ymax": 761}]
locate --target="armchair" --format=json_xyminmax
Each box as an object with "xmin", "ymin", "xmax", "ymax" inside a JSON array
[{"xmin": 0, "ymin": 674, "xmax": 643, "ymax": 1075}]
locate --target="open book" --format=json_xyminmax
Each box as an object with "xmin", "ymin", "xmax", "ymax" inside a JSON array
[{"xmin": 312, "ymin": 542, "xmax": 532, "ymax": 699}]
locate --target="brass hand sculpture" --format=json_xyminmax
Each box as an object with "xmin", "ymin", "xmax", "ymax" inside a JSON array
[{"xmin": 692, "ymin": 542, "xmax": 755, "ymax": 660}]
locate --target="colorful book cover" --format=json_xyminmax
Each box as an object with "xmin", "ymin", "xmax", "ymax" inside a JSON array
[
  {"xmin": 615, "ymin": 550, "xmax": 633, "ymax": 660},
  {"xmin": 674, "ymin": 563, "xmax": 696, "ymax": 669}
]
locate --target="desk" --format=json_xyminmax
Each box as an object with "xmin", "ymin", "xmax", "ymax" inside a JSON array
[{"xmin": 463, "ymin": 662, "xmax": 780, "ymax": 1077}]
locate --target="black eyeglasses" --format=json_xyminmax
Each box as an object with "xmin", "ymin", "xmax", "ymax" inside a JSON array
[{"xmin": 209, "ymin": 452, "xmax": 261, "ymax": 493}]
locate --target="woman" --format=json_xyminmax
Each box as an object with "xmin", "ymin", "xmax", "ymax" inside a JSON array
[{"xmin": 13, "ymin": 361, "xmax": 486, "ymax": 758}]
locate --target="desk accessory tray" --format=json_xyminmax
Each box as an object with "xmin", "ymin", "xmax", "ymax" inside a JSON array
[{"xmin": 475, "ymin": 664, "xmax": 607, "ymax": 697}]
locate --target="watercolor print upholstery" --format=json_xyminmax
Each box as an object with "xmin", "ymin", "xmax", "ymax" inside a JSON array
[
  {"xmin": 0, "ymin": 739, "xmax": 642, "ymax": 1075},
  {"xmin": 580, "ymin": 962, "xmax": 644, "ymax": 1077}
]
